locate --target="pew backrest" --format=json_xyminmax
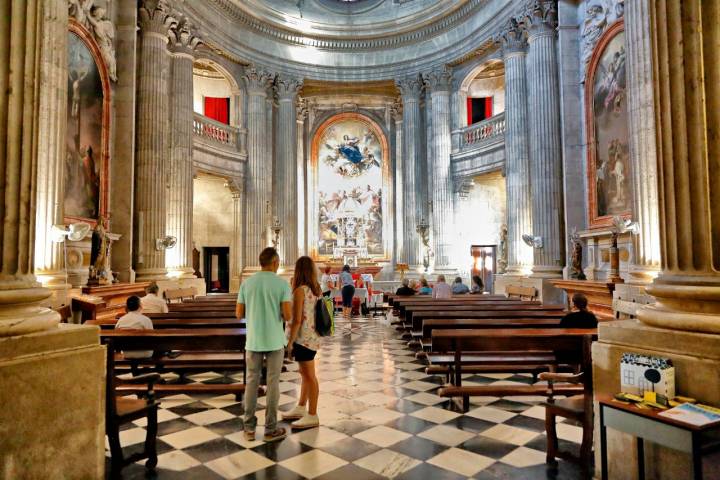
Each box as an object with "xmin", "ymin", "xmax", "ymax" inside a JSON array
[{"xmin": 506, "ymin": 285, "xmax": 538, "ymax": 301}]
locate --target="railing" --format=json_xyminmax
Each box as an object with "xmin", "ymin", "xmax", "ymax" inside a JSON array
[
  {"xmin": 193, "ymin": 112, "xmax": 239, "ymax": 148},
  {"xmin": 460, "ymin": 112, "xmax": 505, "ymax": 148}
]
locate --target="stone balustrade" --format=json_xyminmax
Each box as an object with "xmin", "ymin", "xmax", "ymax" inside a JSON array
[
  {"xmin": 192, "ymin": 113, "xmax": 240, "ymax": 148},
  {"xmin": 460, "ymin": 112, "xmax": 506, "ymax": 148}
]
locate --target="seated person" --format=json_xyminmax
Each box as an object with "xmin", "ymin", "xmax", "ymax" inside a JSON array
[
  {"xmin": 451, "ymin": 276, "xmax": 470, "ymax": 294},
  {"xmin": 559, "ymin": 293, "xmax": 598, "ymax": 329},
  {"xmin": 395, "ymin": 278, "xmax": 416, "ymax": 296},
  {"xmin": 140, "ymin": 282, "xmax": 168, "ymax": 313},
  {"xmin": 115, "ymin": 295, "xmax": 154, "ymax": 359},
  {"xmin": 418, "ymin": 278, "xmax": 432, "ymax": 295},
  {"xmin": 470, "ymin": 275, "xmax": 484, "ymax": 294},
  {"xmin": 432, "ymin": 275, "xmax": 452, "ymax": 299}
]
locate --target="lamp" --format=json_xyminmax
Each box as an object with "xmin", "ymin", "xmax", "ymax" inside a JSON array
[
  {"xmin": 416, "ymin": 218, "xmax": 431, "ymax": 273},
  {"xmin": 521, "ymin": 234, "xmax": 543, "ymax": 249},
  {"xmin": 155, "ymin": 236, "xmax": 177, "ymax": 251},
  {"xmin": 271, "ymin": 216, "xmax": 282, "ymax": 249},
  {"xmin": 51, "ymin": 222, "xmax": 91, "ymax": 243},
  {"xmin": 612, "ymin": 215, "xmax": 640, "ymax": 235}
]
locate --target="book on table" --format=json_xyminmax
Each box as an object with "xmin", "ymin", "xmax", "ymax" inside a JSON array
[{"xmin": 659, "ymin": 403, "xmax": 720, "ymax": 427}]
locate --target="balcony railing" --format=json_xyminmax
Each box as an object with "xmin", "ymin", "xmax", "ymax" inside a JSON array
[
  {"xmin": 193, "ymin": 112, "xmax": 239, "ymax": 148},
  {"xmin": 460, "ymin": 112, "xmax": 505, "ymax": 148}
]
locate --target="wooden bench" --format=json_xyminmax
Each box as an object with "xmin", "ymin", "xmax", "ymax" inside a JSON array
[
  {"xmin": 163, "ymin": 287, "xmax": 196, "ymax": 303},
  {"xmin": 432, "ymin": 328, "xmax": 595, "ymax": 411},
  {"xmin": 404, "ymin": 303, "xmax": 563, "ymax": 330},
  {"xmin": 408, "ymin": 309, "xmax": 567, "ymax": 336},
  {"xmin": 102, "ymin": 328, "xmax": 247, "ymax": 398},
  {"xmin": 88, "ymin": 318, "xmax": 245, "ymax": 329},
  {"xmin": 506, "ymin": 285, "xmax": 538, "ymax": 301}
]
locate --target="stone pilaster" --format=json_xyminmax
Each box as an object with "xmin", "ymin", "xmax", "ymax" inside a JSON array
[
  {"xmin": 275, "ymin": 76, "xmax": 302, "ymax": 266},
  {"xmin": 636, "ymin": 0, "xmax": 720, "ymax": 334},
  {"xmin": 0, "ymin": 0, "xmax": 61, "ymax": 336},
  {"xmin": 135, "ymin": 0, "xmax": 176, "ymax": 280},
  {"xmin": 166, "ymin": 20, "xmax": 200, "ymax": 278},
  {"xmin": 525, "ymin": 2, "xmax": 564, "ymax": 276},
  {"xmin": 34, "ymin": 0, "xmax": 70, "ymax": 297},
  {"xmin": 228, "ymin": 180, "xmax": 244, "ymax": 292},
  {"xmin": 243, "ymin": 67, "xmax": 275, "ymax": 269},
  {"xmin": 395, "ymin": 77, "xmax": 424, "ymax": 266},
  {"xmin": 500, "ymin": 19, "xmax": 534, "ymax": 275},
  {"xmin": 391, "ymin": 100, "xmax": 404, "ymax": 265},
  {"xmin": 625, "ymin": 0, "xmax": 661, "ymax": 284},
  {"xmin": 296, "ymin": 98, "xmax": 308, "ymax": 256},
  {"xmin": 423, "ymin": 68, "xmax": 455, "ymax": 269}
]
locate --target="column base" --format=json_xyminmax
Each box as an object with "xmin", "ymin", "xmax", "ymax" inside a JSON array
[
  {"xmin": 592, "ymin": 320, "xmax": 720, "ymax": 479},
  {"xmin": 638, "ymin": 283, "xmax": 720, "ymax": 334},
  {"xmin": 0, "ymin": 287, "xmax": 60, "ymax": 337},
  {"xmin": 135, "ymin": 268, "xmax": 169, "ymax": 282},
  {"xmin": 627, "ymin": 264, "xmax": 661, "ymax": 285},
  {"xmin": 34, "ymin": 272, "xmax": 72, "ymax": 309}
]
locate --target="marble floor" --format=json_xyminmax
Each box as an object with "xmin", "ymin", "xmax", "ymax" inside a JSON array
[{"xmin": 109, "ymin": 314, "xmax": 586, "ymax": 479}]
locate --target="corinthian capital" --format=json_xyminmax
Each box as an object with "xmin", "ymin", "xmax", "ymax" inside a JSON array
[
  {"xmin": 423, "ymin": 67, "xmax": 453, "ymax": 93},
  {"xmin": 396, "ymin": 76, "xmax": 424, "ymax": 101},
  {"xmin": 498, "ymin": 18, "xmax": 527, "ymax": 56},
  {"xmin": 138, "ymin": 0, "xmax": 177, "ymax": 37},
  {"xmin": 391, "ymin": 98, "xmax": 403, "ymax": 122},
  {"xmin": 169, "ymin": 18, "xmax": 201, "ymax": 57},
  {"xmin": 523, "ymin": 0, "xmax": 558, "ymax": 38},
  {"xmin": 243, "ymin": 67, "xmax": 275, "ymax": 95},
  {"xmin": 275, "ymin": 76, "xmax": 303, "ymax": 100},
  {"xmin": 296, "ymin": 97, "xmax": 309, "ymax": 120}
]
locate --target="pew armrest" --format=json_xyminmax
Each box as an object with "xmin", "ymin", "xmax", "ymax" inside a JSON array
[{"xmin": 539, "ymin": 372, "xmax": 583, "ymax": 400}]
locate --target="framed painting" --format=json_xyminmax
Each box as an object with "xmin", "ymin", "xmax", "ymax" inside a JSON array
[
  {"xmin": 65, "ymin": 20, "xmax": 111, "ymax": 227},
  {"xmin": 585, "ymin": 21, "xmax": 631, "ymax": 229}
]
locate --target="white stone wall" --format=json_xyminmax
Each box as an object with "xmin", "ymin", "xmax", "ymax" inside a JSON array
[
  {"xmin": 193, "ymin": 74, "xmax": 233, "ymax": 115},
  {"xmin": 467, "ymin": 76, "xmax": 506, "ymax": 114},
  {"xmin": 192, "ymin": 174, "xmax": 235, "ymax": 277}
]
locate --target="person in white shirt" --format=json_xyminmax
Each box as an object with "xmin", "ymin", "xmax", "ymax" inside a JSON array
[
  {"xmin": 432, "ymin": 275, "xmax": 452, "ymax": 299},
  {"xmin": 116, "ymin": 295, "xmax": 154, "ymax": 358},
  {"xmin": 140, "ymin": 282, "xmax": 168, "ymax": 313},
  {"xmin": 319, "ymin": 266, "xmax": 335, "ymax": 297}
]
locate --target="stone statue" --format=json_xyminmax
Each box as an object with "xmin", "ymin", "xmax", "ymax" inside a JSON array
[
  {"xmin": 88, "ymin": 6, "xmax": 117, "ymax": 82},
  {"xmin": 497, "ymin": 224, "xmax": 508, "ymax": 274},
  {"xmin": 569, "ymin": 229, "xmax": 587, "ymax": 280},
  {"xmin": 89, "ymin": 216, "xmax": 111, "ymax": 285},
  {"xmin": 580, "ymin": 4, "xmax": 608, "ymax": 69}
]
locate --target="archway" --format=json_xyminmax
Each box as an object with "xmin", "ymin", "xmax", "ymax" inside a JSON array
[
  {"xmin": 458, "ymin": 60, "xmax": 505, "ymax": 128},
  {"xmin": 192, "ymin": 59, "xmax": 241, "ymax": 127}
]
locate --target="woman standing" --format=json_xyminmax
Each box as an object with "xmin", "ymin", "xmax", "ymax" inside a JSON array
[
  {"xmin": 339, "ymin": 264, "xmax": 355, "ymax": 317},
  {"xmin": 320, "ymin": 265, "xmax": 334, "ymax": 297},
  {"xmin": 283, "ymin": 256, "xmax": 322, "ymax": 429}
]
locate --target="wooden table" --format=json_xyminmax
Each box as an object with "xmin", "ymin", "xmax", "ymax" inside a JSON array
[{"xmin": 598, "ymin": 394, "xmax": 720, "ymax": 480}]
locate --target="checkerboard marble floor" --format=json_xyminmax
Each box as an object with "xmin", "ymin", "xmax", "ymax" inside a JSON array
[{"xmin": 109, "ymin": 314, "xmax": 586, "ymax": 479}]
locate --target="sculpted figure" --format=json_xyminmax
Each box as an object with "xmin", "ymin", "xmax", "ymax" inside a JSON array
[
  {"xmin": 88, "ymin": 6, "xmax": 117, "ymax": 81},
  {"xmin": 580, "ymin": 4, "xmax": 607, "ymax": 69}
]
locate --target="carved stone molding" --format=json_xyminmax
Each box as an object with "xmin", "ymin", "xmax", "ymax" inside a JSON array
[
  {"xmin": 391, "ymin": 99, "xmax": 403, "ymax": 122},
  {"xmin": 522, "ymin": 0, "xmax": 558, "ymax": 39},
  {"xmin": 296, "ymin": 97, "xmax": 309, "ymax": 121},
  {"xmin": 423, "ymin": 68, "xmax": 453, "ymax": 93},
  {"xmin": 169, "ymin": 18, "xmax": 202, "ymax": 57},
  {"xmin": 275, "ymin": 76, "xmax": 303, "ymax": 100},
  {"xmin": 498, "ymin": 18, "xmax": 527, "ymax": 57},
  {"xmin": 396, "ymin": 76, "xmax": 424, "ymax": 101},
  {"xmin": 138, "ymin": 0, "xmax": 177, "ymax": 37},
  {"xmin": 243, "ymin": 66, "xmax": 275, "ymax": 95}
]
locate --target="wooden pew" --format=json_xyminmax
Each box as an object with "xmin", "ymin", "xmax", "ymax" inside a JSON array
[
  {"xmin": 506, "ymin": 285, "xmax": 538, "ymax": 301},
  {"xmin": 146, "ymin": 311, "xmax": 238, "ymax": 319},
  {"xmin": 408, "ymin": 308, "xmax": 567, "ymax": 336},
  {"xmin": 404, "ymin": 303, "xmax": 563, "ymax": 329},
  {"xmin": 101, "ymin": 328, "xmax": 247, "ymax": 398},
  {"xmin": 432, "ymin": 328, "xmax": 595, "ymax": 411},
  {"xmin": 88, "ymin": 318, "xmax": 245, "ymax": 329}
]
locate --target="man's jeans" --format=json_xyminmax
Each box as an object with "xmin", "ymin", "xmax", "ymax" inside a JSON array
[{"xmin": 243, "ymin": 348, "xmax": 284, "ymax": 433}]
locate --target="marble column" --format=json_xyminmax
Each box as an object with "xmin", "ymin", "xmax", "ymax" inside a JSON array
[
  {"xmin": 228, "ymin": 180, "xmax": 244, "ymax": 291},
  {"xmin": 34, "ymin": 0, "xmax": 70, "ymax": 294},
  {"xmin": 0, "ymin": 0, "xmax": 60, "ymax": 335},
  {"xmin": 243, "ymin": 67, "xmax": 275, "ymax": 269},
  {"xmin": 525, "ymin": 2, "xmax": 564, "ymax": 276},
  {"xmin": 625, "ymin": 0, "xmax": 661, "ymax": 283},
  {"xmin": 637, "ymin": 0, "xmax": 720, "ymax": 334},
  {"xmin": 275, "ymin": 76, "xmax": 302, "ymax": 266},
  {"xmin": 296, "ymin": 98, "xmax": 308, "ymax": 256},
  {"xmin": 391, "ymin": 100, "xmax": 404, "ymax": 265},
  {"xmin": 135, "ymin": 1, "xmax": 176, "ymax": 281},
  {"xmin": 500, "ymin": 19, "xmax": 534, "ymax": 275},
  {"xmin": 396, "ymin": 77, "xmax": 424, "ymax": 266},
  {"xmin": 166, "ymin": 21, "xmax": 199, "ymax": 278},
  {"xmin": 423, "ymin": 68, "xmax": 454, "ymax": 269}
]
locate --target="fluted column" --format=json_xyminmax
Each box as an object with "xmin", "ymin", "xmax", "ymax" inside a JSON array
[
  {"xmin": 243, "ymin": 67, "xmax": 274, "ymax": 268},
  {"xmin": 228, "ymin": 180, "xmax": 244, "ymax": 291},
  {"xmin": 626, "ymin": 0, "xmax": 661, "ymax": 283},
  {"xmin": 424, "ymin": 68, "xmax": 454, "ymax": 269},
  {"xmin": 0, "ymin": 0, "xmax": 60, "ymax": 335},
  {"xmin": 34, "ymin": 0, "xmax": 70, "ymax": 290},
  {"xmin": 135, "ymin": 1, "xmax": 175, "ymax": 280},
  {"xmin": 501, "ymin": 19, "xmax": 534, "ymax": 275},
  {"xmin": 296, "ymin": 98, "xmax": 308, "ymax": 256},
  {"xmin": 637, "ymin": 0, "xmax": 720, "ymax": 334},
  {"xmin": 275, "ymin": 76, "xmax": 302, "ymax": 265},
  {"xmin": 391, "ymin": 101, "xmax": 404, "ymax": 264},
  {"xmin": 525, "ymin": 2, "xmax": 564, "ymax": 276},
  {"xmin": 396, "ymin": 77, "xmax": 424, "ymax": 266},
  {"xmin": 166, "ymin": 20, "xmax": 199, "ymax": 278}
]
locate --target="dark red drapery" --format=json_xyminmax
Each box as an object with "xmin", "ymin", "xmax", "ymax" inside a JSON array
[{"xmin": 204, "ymin": 97, "xmax": 230, "ymax": 125}]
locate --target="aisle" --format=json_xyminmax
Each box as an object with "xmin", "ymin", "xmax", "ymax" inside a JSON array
[{"xmin": 111, "ymin": 314, "xmax": 584, "ymax": 479}]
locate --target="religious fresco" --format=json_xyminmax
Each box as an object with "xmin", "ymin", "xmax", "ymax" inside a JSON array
[
  {"xmin": 317, "ymin": 119, "xmax": 384, "ymax": 256},
  {"xmin": 66, "ymin": 31, "xmax": 104, "ymax": 221},
  {"xmin": 587, "ymin": 25, "xmax": 630, "ymax": 226}
]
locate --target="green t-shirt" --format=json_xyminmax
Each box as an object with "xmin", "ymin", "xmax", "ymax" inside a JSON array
[{"xmin": 237, "ymin": 271, "xmax": 292, "ymax": 352}]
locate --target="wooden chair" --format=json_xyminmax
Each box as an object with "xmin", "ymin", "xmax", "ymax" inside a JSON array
[
  {"xmin": 104, "ymin": 339, "xmax": 161, "ymax": 477},
  {"xmin": 540, "ymin": 334, "xmax": 594, "ymax": 473}
]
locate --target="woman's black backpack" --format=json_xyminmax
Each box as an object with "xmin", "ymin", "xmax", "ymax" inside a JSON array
[{"xmin": 315, "ymin": 296, "xmax": 334, "ymax": 336}]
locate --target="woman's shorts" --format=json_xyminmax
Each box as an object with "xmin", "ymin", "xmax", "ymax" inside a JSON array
[
  {"xmin": 341, "ymin": 285, "xmax": 355, "ymax": 307},
  {"xmin": 292, "ymin": 342, "xmax": 317, "ymax": 362}
]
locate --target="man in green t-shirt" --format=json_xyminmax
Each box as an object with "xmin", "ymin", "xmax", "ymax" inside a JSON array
[{"xmin": 236, "ymin": 247, "xmax": 292, "ymax": 442}]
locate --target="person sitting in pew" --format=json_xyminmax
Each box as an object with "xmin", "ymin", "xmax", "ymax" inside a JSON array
[
  {"xmin": 451, "ymin": 276, "xmax": 470, "ymax": 294},
  {"xmin": 140, "ymin": 282, "xmax": 168, "ymax": 314},
  {"xmin": 395, "ymin": 278, "xmax": 416, "ymax": 296},
  {"xmin": 115, "ymin": 296, "xmax": 154, "ymax": 359},
  {"xmin": 559, "ymin": 293, "xmax": 598, "ymax": 329},
  {"xmin": 432, "ymin": 275, "xmax": 452, "ymax": 299},
  {"xmin": 418, "ymin": 278, "xmax": 432, "ymax": 295},
  {"xmin": 470, "ymin": 275, "xmax": 484, "ymax": 294}
]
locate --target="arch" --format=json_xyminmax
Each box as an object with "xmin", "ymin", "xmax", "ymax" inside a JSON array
[
  {"xmin": 308, "ymin": 112, "xmax": 392, "ymax": 261},
  {"xmin": 193, "ymin": 53, "xmax": 244, "ymax": 128},
  {"xmin": 457, "ymin": 59, "xmax": 505, "ymax": 128}
]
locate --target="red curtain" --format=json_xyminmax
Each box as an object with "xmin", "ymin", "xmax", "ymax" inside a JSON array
[
  {"xmin": 204, "ymin": 97, "xmax": 230, "ymax": 124},
  {"xmin": 466, "ymin": 97, "xmax": 473, "ymax": 126},
  {"xmin": 485, "ymin": 97, "xmax": 493, "ymax": 118},
  {"xmin": 467, "ymin": 97, "xmax": 494, "ymax": 125}
]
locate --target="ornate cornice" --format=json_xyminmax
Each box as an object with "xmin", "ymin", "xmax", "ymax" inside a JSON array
[{"xmin": 206, "ymin": 0, "xmax": 493, "ymax": 52}]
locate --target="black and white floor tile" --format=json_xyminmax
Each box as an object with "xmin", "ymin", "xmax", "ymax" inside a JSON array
[{"xmin": 109, "ymin": 314, "xmax": 586, "ymax": 479}]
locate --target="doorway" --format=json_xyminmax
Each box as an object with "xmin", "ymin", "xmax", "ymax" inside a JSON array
[{"xmin": 203, "ymin": 247, "xmax": 230, "ymax": 293}]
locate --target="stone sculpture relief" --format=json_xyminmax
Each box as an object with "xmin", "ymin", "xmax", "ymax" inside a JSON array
[
  {"xmin": 68, "ymin": 0, "xmax": 117, "ymax": 81},
  {"xmin": 580, "ymin": 0, "xmax": 624, "ymax": 80},
  {"xmin": 497, "ymin": 224, "xmax": 508, "ymax": 274}
]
